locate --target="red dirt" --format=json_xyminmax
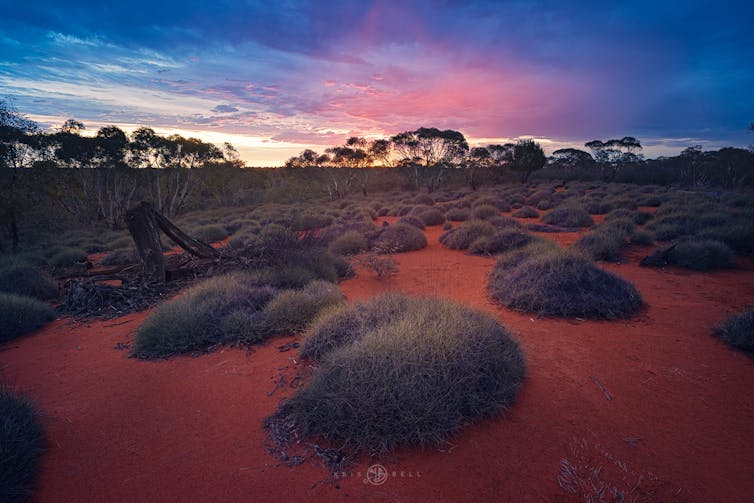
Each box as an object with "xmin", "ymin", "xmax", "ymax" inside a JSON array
[{"xmin": 3, "ymin": 222, "xmax": 754, "ymax": 502}]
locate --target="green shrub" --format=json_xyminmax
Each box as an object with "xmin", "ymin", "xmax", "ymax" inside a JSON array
[
  {"xmin": 714, "ymin": 308, "xmax": 754, "ymax": 357},
  {"xmin": 667, "ymin": 240, "xmax": 734, "ymax": 271},
  {"xmin": 418, "ymin": 208, "xmax": 446, "ymax": 226},
  {"xmin": 469, "ymin": 230, "xmax": 535, "ymax": 256},
  {"xmin": 263, "ymin": 281, "xmax": 345, "ymax": 334},
  {"xmin": 47, "ymin": 247, "xmax": 87, "ymax": 269},
  {"xmin": 0, "ymin": 389, "xmax": 46, "ymax": 503},
  {"xmin": 489, "ymin": 248, "xmax": 643, "ymax": 319},
  {"xmin": 470, "ymin": 204, "xmax": 500, "ymax": 220},
  {"xmin": 0, "ymin": 293, "xmax": 56, "ymax": 343},
  {"xmin": 0, "ymin": 264, "xmax": 57, "ymax": 300},
  {"xmin": 328, "ymin": 231, "xmax": 367, "ymax": 256},
  {"xmin": 132, "ymin": 275, "xmax": 279, "ymax": 358},
  {"xmin": 542, "ymin": 206, "xmax": 594, "ymax": 227},
  {"xmin": 512, "ymin": 206, "xmax": 539, "ymax": 218},
  {"xmin": 279, "ymin": 294, "xmax": 525, "ymax": 453},
  {"xmin": 439, "ymin": 220, "xmax": 496, "ymax": 250},
  {"xmin": 373, "ymin": 223, "xmax": 427, "ymax": 253},
  {"xmin": 193, "ymin": 225, "xmax": 229, "ymax": 243}
]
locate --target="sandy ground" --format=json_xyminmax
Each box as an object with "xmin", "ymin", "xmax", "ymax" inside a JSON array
[{"xmin": 2, "ymin": 214, "xmax": 754, "ymax": 502}]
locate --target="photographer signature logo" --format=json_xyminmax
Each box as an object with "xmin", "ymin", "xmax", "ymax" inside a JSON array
[{"xmin": 364, "ymin": 464, "xmax": 389, "ymax": 485}]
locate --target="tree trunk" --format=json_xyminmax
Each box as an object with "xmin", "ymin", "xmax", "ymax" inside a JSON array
[{"xmin": 125, "ymin": 202, "xmax": 166, "ymax": 284}]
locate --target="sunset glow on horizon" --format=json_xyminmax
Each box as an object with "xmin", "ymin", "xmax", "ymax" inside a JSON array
[{"xmin": 2, "ymin": 0, "xmax": 753, "ymax": 165}]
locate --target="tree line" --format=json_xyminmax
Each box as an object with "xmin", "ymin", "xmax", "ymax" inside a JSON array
[{"xmin": 2, "ymin": 98, "xmax": 753, "ymax": 250}]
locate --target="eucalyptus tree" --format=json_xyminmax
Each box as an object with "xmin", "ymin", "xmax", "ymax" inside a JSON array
[
  {"xmin": 511, "ymin": 139, "xmax": 546, "ymax": 182},
  {"xmin": 0, "ymin": 99, "xmax": 41, "ymax": 250}
]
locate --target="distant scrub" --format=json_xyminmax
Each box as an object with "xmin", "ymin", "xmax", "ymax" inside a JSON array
[
  {"xmin": 469, "ymin": 229, "xmax": 535, "ymax": 256},
  {"xmin": 328, "ymin": 231, "xmax": 367, "ymax": 256},
  {"xmin": 446, "ymin": 208, "xmax": 470, "ymax": 221},
  {"xmin": 440, "ymin": 220, "xmax": 496, "ymax": 250},
  {"xmin": 0, "ymin": 389, "xmax": 46, "ymax": 503},
  {"xmin": 417, "ymin": 208, "xmax": 446, "ymax": 226},
  {"xmin": 0, "ymin": 264, "xmax": 57, "ymax": 300},
  {"xmin": 278, "ymin": 294, "xmax": 525, "ymax": 453},
  {"xmin": 100, "ymin": 248, "xmax": 137, "ymax": 266},
  {"xmin": 373, "ymin": 223, "xmax": 427, "ymax": 253},
  {"xmin": 470, "ymin": 204, "xmax": 500, "ymax": 220},
  {"xmin": 47, "ymin": 247, "xmax": 87, "ymax": 269},
  {"xmin": 542, "ymin": 206, "xmax": 594, "ymax": 227},
  {"xmin": 193, "ymin": 225, "xmax": 229, "ymax": 243},
  {"xmin": 398, "ymin": 215, "xmax": 426, "ymax": 229},
  {"xmin": 489, "ymin": 247, "xmax": 643, "ymax": 319},
  {"xmin": 512, "ymin": 206, "xmax": 539, "ymax": 218},
  {"xmin": 0, "ymin": 293, "xmax": 56, "ymax": 344},
  {"xmin": 713, "ymin": 308, "xmax": 754, "ymax": 357}
]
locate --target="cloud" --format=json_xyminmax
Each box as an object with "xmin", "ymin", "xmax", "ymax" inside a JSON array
[
  {"xmin": 211, "ymin": 104, "xmax": 239, "ymax": 113},
  {"xmin": 1, "ymin": 0, "xmax": 752, "ymax": 165}
]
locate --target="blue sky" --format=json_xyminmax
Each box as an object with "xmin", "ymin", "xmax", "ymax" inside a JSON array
[{"xmin": 1, "ymin": 0, "xmax": 753, "ymax": 165}]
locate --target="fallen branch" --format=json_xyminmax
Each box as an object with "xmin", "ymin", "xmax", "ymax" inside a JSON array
[{"xmin": 589, "ymin": 375, "xmax": 614, "ymax": 401}]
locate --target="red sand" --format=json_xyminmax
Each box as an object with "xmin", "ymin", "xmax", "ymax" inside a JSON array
[{"xmin": 3, "ymin": 222, "xmax": 754, "ymax": 502}]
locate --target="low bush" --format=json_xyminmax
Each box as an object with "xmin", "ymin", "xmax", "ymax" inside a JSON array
[
  {"xmin": 0, "ymin": 264, "xmax": 57, "ymax": 300},
  {"xmin": 446, "ymin": 208, "xmax": 470, "ymax": 221},
  {"xmin": 512, "ymin": 206, "xmax": 539, "ymax": 218},
  {"xmin": 373, "ymin": 223, "xmax": 427, "ymax": 253},
  {"xmin": 469, "ymin": 229, "xmax": 535, "ymax": 256},
  {"xmin": 489, "ymin": 248, "xmax": 643, "ymax": 319},
  {"xmin": 439, "ymin": 220, "xmax": 496, "ymax": 250},
  {"xmin": 132, "ymin": 274, "xmax": 279, "ymax": 358},
  {"xmin": 193, "ymin": 225, "xmax": 229, "ymax": 243},
  {"xmin": 262, "ymin": 281, "xmax": 345, "ymax": 334},
  {"xmin": 666, "ymin": 240, "xmax": 734, "ymax": 271},
  {"xmin": 470, "ymin": 204, "xmax": 500, "ymax": 220},
  {"xmin": 100, "ymin": 248, "xmax": 137, "ymax": 266},
  {"xmin": 572, "ymin": 225, "xmax": 629, "ymax": 262},
  {"xmin": 280, "ymin": 294, "xmax": 525, "ymax": 453},
  {"xmin": 418, "ymin": 208, "xmax": 446, "ymax": 226},
  {"xmin": 397, "ymin": 215, "xmax": 426, "ymax": 229},
  {"xmin": 0, "ymin": 389, "xmax": 46, "ymax": 503},
  {"xmin": 328, "ymin": 231, "xmax": 367, "ymax": 256},
  {"xmin": 47, "ymin": 247, "xmax": 87, "ymax": 269},
  {"xmin": 472, "ymin": 196, "xmax": 511, "ymax": 212},
  {"xmin": 713, "ymin": 308, "xmax": 754, "ymax": 357},
  {"xmin": 0, "ymin": 293, "xmax": 56, "ymax": 344},
  {"xmin": 542, "ymin": 206, "xmax": 594, "ymax": 227},
  {"xmin": 291, "ymin": 213, "xmax": 333, "ymax": 232},
  {"xmin": 630, "ymin": 230, "xmax": 654, "ymax": 245}
]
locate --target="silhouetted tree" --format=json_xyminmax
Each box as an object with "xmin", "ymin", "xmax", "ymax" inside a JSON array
[
  {"xmin": 585, "ymin": 137, "xmax": 643, "ymax": 181},
  {"xmin": 0, "ymin": 99, "xmax": 40, "ymax": 251},
  {"xmin": 391, "ymin": 127, "xmax": 468, "ymax": 191},
  {"xmin": 511, "ymin": 139, "xmax": 546, "ymax": 182}
]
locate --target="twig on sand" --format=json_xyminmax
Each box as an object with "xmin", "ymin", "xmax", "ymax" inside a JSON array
[{"xmin": 589, "ymin": 375, "xmax": 614, "ymax": 401}]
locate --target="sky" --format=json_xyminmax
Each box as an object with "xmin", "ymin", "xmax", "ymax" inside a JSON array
[{"xmin": 1, "ymin": 0, "xmax": 753, "ymax": 166}]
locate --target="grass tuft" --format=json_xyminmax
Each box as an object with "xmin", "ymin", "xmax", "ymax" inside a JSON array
[
  {"xmin": 489, "ymin": 247, "xmax": 643, "ymax": 319},
  {"xmin": 0, "ymin": 293, "xmax": 56, "ymax": 344},
  {"xmin": 0, "ymin": 389, "xmax": 47, "ymax": 503},
  {"xmin": 280, "ymin": 294, "xmax": 525, "ymax": 453}
]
